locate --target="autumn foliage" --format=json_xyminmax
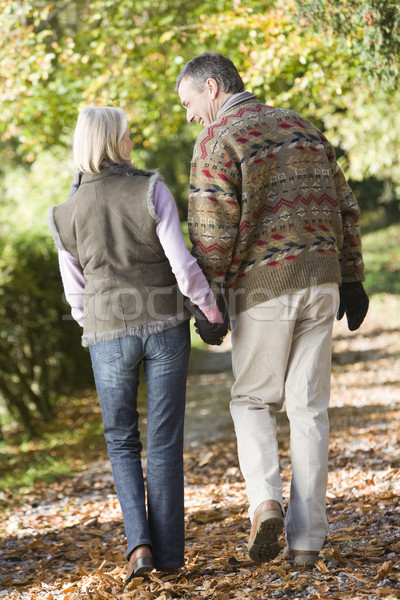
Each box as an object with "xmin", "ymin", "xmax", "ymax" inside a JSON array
[{"xmin": 1, "ymin": 311, "xmax": 399, "ymax": 599}]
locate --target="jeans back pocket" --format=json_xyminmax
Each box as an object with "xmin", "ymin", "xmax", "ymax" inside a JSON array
[{"xmin": 90, "ymin": 337, "xmax": 123, "ymax": 363}]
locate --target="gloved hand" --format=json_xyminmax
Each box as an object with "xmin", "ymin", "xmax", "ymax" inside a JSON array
[
  {"xmin": 189, "ymin": 304, "xmax": 229, "ymax": 346},
  {"xmin": 337, "ymin": 282, "xmax": 369, "ymax": 331}
]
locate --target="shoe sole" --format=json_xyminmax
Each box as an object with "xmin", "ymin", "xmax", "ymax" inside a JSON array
[
  {"xmin": 248, "ymin": 511, "xmax": 283, "ymax": 563},
  {"xmin": 293, "ymin": 554, "xmax": 319, "ymax": 567}
]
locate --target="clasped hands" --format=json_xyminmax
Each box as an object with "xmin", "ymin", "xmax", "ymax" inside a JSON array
[
  {"xmin": 187, "ymin": 300, "xmax": 229, "ymax": 346},
  {"xmin": 188, "ymin": 280, "xmax": 369, "ymax": 346}
]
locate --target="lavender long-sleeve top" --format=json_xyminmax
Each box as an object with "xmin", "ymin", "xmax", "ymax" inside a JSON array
[{"xmin": 58, "ymin": 180, "xmax": 221, "ymax": 327}]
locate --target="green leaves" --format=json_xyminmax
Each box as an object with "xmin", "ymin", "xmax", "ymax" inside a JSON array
[
  {"xmin": 296, "ymin": 0, "xmax": 400, "ymax": 89},
  {"xmin": 0, "ymin": 0, "xmax": 399, "ymax": 218}
]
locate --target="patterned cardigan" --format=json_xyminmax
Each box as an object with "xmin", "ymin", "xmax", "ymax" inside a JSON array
[{"xmin": 187, "ymin": 95, "xmax": 365, "ymax": 315}]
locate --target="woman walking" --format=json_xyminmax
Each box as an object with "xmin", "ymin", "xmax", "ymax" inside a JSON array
[{"xmin": 48, "ymin": 106, "xmax": 223, "ymax": 580}]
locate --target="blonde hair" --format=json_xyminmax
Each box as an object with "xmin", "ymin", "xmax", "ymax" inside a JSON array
[{"xmin": 73, "ymin": 106, "xmax": 128, "ymax": 174}]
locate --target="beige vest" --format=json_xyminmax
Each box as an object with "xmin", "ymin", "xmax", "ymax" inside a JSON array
[{"xmin": 48, "ymin": 163, "xmax": 189, "ymax": 346}]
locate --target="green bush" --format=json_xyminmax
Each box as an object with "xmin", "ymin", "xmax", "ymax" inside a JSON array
[{"xmin": 0, "ymin": 232, "xmax": 93, "ymax": 438}]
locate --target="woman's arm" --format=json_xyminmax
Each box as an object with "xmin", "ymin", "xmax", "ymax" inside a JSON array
[
  {"xmin": 153, "ymin": 181, "xmax": 222, "ymax": 323},
  {"xmin": 58, "ymin": 250, "xmax": 85, "ymax": 326},
  {"xmin": 57, "ymin": 180, "xmax": 223, "ymax": 326}
]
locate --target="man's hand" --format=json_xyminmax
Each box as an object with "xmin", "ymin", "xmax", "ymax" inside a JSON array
[
  {"xmin": 189, "ymin": 304, "xmax": 229, "ymax": 346},
  {"xmin": 337, "ymin": 282, "xmax": 369, "ymax": 331}
]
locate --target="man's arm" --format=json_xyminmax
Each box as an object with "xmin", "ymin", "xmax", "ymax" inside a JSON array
[
  {"xmin": 324, "ymin": 139, "xmax": 369, "ymax": 329},
  {"xmin": 325, "ymin": 141, "xmax": 365, "ymax": 282},
  {"xmin": 187, "ymin": 134, "xmax": 241, "ymax": 290}
]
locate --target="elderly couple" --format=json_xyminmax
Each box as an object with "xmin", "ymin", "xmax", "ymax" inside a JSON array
[{"xmin": 48, "ymin": 53, "xmax": 368, "ymax": 580}]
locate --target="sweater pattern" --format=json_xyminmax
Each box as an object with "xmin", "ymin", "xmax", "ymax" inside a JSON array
[{"xmin": 188, "ymin": 98, "xmax": 364, "ymax": 313}]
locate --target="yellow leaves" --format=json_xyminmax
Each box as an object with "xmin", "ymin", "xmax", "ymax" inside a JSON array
[
  {"xmin": 1, "ymin": 314, "xmax": 399, "ymax": 599},
  {"xmin": 159, "ymin": 31, "xmax": 174, "ymax": 44},
  {"xmin": 374, "ymin": 560, "xmax": 394, "ymax": 580},
  {"xmin": 315, "ymin": 560, "xmax": 329, "ymax": 573},
  {"xmin": 323, "ymin": 546, "xmax": 343, "ymax": 562},
  {"xmin": 269, "ymin": 565, "xmax": 287, "ymax": 577},
  {"xmin": 124, "ymin": 576, "xmax": 146, "ymax": 589},
  {"xmin": 93, "ymin": 41, "xmax": 106, "ymax": 57},
  {"xmin": 121, "ymin": 588, "xmax": 145, "ymax": 597},
  {"xmin": 197, "ymin": 450, "xmax": 214, "ymax": 467},
  {"xmin": 375, "ymin": 587, "xmax": 400, "ymax": 598}
]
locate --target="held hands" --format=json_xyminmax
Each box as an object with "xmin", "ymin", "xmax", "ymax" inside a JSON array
[
  {"xmin": 337, "ymin": 282, "xmax": 369, "ymax": 331},
  {"xmin": 188, "ymin": 303, "xmax": 229, "ymax": 346}
]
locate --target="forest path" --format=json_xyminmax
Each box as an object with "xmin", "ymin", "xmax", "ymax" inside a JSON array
[{"xmin": 1, "ymin": 307, "xmax": 399, "ymax": 599}]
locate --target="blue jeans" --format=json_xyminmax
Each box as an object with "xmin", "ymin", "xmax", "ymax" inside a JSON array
[{"xmin": 89, "ymin": 320, "xmax": 190, "ymax": 569}]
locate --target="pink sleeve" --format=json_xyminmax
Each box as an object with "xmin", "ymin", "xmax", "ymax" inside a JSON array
[
  {"xmin": 153, "ymin": 181, "xmax": 223, "ymax": 323},
  {"xmin": 58, "ymin": 250, "xmax": 85, "ymax": 327}
]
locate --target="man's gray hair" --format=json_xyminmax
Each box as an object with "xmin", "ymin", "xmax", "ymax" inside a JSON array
[{"xmin": 175, "ymin": 52, "xmax": 244, "ymax": 94}]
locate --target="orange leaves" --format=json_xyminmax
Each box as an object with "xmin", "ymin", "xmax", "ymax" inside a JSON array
[
  {"xmin": 375, "ymin": 560, "xmax": 395, "ymax": 581},
  {"xmin": 1, "ymin": 311, "xmax": 400, "ymax": 598}
]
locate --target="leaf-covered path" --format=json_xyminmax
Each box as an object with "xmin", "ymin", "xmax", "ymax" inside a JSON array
[{"xmin": 1, "ymin": 305, "xmax": 399, "ymax": 600}]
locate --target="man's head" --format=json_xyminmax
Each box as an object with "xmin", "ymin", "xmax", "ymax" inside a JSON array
[{"xmin": 176, "ymin": 52, "xmax": 244, "ymax": 127}]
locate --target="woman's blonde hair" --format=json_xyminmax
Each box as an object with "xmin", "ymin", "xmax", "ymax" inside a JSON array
[{"xmin": 73, "ymin": 106, "xmax": 128, "ymax": 174}]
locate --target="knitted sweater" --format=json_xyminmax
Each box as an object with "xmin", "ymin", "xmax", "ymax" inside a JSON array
[{"xmin": 187, "ymin": 95, "xmax": 365, "ymax": 315}]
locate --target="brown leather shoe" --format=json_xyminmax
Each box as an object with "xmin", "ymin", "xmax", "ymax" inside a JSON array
[
  {"xmin": 283, "ymin": 546, "xmax": 319, "ymax": 567},
  {"xmin": 125, "ymin": 545, "xmax": 153, "ymax": 582},
  {"xmin": 248, "ymin": 500, "xmax": 283, "ymax": 563}
]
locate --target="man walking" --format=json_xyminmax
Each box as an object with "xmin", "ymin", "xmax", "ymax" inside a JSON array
[{"xmin": 176, "ymin": 52, "xmax": 369, "ymax": 567}]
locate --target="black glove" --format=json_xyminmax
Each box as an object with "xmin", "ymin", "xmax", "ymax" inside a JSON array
[
  {"xmin": 337, "ymin": 282, "xmax": 369, "ymax": 331},
  {"xmin": 189, "ymin": 304, "xmax": 229, "ymax": 346}
]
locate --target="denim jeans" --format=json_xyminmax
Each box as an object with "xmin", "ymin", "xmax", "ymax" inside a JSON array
[{"xmin": 89, "ymin": 320, "xmax": 190, "ymax": 569}]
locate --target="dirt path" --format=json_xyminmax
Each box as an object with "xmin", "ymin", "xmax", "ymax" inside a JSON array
[{"xmin": 0, "ymin": 302, "xmax": 399, "ymax": 599}]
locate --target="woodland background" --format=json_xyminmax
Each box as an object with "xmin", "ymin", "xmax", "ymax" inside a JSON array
[
  {"xmin": 0, "ymin": 0, "xmax": 400, "ymax": 435},
  {"xmin": 0, "ymin": 2, "xmax": 399, "ymax": 598}
]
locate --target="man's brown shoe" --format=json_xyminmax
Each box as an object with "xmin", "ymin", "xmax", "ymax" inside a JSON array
[
  {"xmin": 125, "ymin": 545, "xmax": 153, "ymax": 582},
  {"xmin": 283, "ymin": 546, "xmax": 319, "ymax": 567},
  {"xmin": 248, "ymin": 500, "xmax": 283, "ymax": 563}
]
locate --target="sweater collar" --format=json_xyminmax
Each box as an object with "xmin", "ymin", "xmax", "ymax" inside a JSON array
[{"xmin": 216, "ymin": 91, "xmax": 257, "ymax": 120}]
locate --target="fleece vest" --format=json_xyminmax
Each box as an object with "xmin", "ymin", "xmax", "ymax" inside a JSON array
[{"xmin": 49, "ymin": 164, "xmax": 188, "ymax": 346}]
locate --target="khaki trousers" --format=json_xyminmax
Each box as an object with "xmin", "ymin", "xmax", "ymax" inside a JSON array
[{"xmin": 230, "ymin": 283, "xmax": 339, "ymax": 551}]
